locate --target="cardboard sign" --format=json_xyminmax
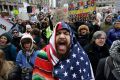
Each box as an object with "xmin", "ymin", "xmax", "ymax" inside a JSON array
[{"xmin": 0, "ymin": 17, "xmax": 13, "ymax": 35}]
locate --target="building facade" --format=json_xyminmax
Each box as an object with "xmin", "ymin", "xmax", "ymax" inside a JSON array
[
  {"xmin": 0, "ymin": 0, "xmax": 40, "ymax": 13},
  {"xmin": 96, "ymin": 0, "xmax": 115, "ymax": 7}
]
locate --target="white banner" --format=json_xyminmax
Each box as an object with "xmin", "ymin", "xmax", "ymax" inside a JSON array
[{"xmin": 0, "ymin": 17, "xmax": 13, "ymax": 35}]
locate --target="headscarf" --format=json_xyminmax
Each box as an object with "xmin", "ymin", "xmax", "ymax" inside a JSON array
[
  {"xmin": 109, "ymin": 40, "xmax": 120, "ymax": 79},
  {"xmin": 47, "ymin": 21, "xmax": 94, "ymax": 80}
]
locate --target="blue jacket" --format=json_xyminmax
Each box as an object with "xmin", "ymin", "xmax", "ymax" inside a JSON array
[
  {"xmin": 16, "ymin": 50, "xmax": 39, "ymax": 69},
  {"xmin": 107, "ymin": 28, "xmax": 120, "ymax": 46}
]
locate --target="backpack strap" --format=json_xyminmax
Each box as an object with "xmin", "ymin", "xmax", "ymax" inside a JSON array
[
  {"xmin": 107, "ymin": 56, "xmax": 114, "ymax": 71},
  {"xmin": 104, "ymin": 57, "xmax": 110, "ymax": 79},
  {"xmin": 26, "ymin": 56, "xmax": 34, "ymax": 68},
  {"xmin": 104, "ymin": 56, "xmax": 114, "ymax": 79}
]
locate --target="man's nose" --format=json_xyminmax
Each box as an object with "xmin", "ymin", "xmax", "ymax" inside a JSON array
[{"xmin": 59, "ymin": 33, "xmax": 65, "ymax": 38}]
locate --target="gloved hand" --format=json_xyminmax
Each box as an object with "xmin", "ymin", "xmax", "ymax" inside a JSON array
[{"xmin": 22, "ymin": 67, "xmax": 33, "ymax": 73}]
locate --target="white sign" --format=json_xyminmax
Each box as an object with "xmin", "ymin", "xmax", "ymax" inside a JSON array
[
  {"xmin": 0, "ymin": 17, "xmax": 13, "ymax": 35},
  {"xmin": 18, "ymin": 13, "xmax": 29, "ymax": 20},
  {"xmin": 19, "ymin": 7, "xmax": 27, "ymax": 13}
]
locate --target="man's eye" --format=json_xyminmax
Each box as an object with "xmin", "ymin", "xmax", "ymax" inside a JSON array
[
  {"xmin": 56, "ymin": 32, "xmax": 60, "ymax": 35},
  {"xmin": 65, "ymin": 32, "xmax": 70, "ymax": 35}
]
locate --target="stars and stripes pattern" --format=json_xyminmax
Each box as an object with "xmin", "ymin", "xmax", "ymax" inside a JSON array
[
  {"xmin": 52, "ymin": 43, "xmax": 94, "ymax": 80},
  {"xmin": 49, "ymin": 21, "xmax": 94, "ymax": 80},
  {"xmin": 32, "ymin": 21, "xmax": 94, "ymax": 80}
]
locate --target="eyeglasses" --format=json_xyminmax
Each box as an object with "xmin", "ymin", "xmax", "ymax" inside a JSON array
[
  {"xmin": 97, "ymin": 38, "xmax": 106, "ymax": 40},
  {"xmin": 13, "ymin": 32, "xmax": 18, "ymax": 34}
]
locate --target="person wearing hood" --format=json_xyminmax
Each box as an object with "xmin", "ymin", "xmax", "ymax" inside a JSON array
[
  {"xmin": 77, "ymin": 24, "xmax": 91, "ymax": 48},
  {"xmin": 107, "ymin": 20, "xmax": 120, "ymax": 46},
  {"xmin": 32, "ymin": 21, "xmax": 94, "ymax": 80},
  {"xmin": 0, "ymin": 32, "xmax": 17, "ymax": 62},
  {"xmin": 101, "ymin": 13, "xmax": 113, "ymax": 32},
  {"xmin": 16, "ymin": 34, "xmax": 39, "ymax": 80},
  {"xmin": 22, "ymin": 24, "xmax": 32, "ymax": 35}
]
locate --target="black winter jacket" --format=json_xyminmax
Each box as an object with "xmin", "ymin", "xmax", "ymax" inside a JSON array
[
  {"xmin": 84, "ymin": 42, "xmax": 109, "ymax": 75},
  {"xmin": 95, "ymin": 58, "xmax": 117, "ymax": 80}
]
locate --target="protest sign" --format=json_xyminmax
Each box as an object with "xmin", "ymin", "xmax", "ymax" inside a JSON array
[
  {"xmin": 0, "ymin": 17, "xmax": 13, "ymax": 35},
  {"xmin": 68, "ymin": 0, "xmax": 96, "ymax": 22},
  {"xmin": 19, "ymin": 7, "xmax": 27, "ymax": 13},
  {"xmin": 52, "ymin": 6, "xmax": 68, "ymax": 25},
  {"xmin": 18, "ymin": 13, "xmax": 29, "ymax": 20}
]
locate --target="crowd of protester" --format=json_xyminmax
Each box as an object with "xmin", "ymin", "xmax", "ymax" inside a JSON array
[{"xmin": 0, "ymin": 8, "xmax": 120, "ymax": 80}]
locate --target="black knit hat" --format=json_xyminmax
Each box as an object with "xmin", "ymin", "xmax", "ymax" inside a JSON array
[{"xmin": 0, "ymin": 32, "xmax": 12, "ymax": 43}]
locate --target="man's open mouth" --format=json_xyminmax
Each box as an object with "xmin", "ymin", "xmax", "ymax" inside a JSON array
[{"xmin": 57, "ymin": 42, "xmax": 67, "ymax": 51}]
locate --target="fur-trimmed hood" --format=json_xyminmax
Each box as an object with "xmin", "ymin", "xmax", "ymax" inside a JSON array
[
  {"xmin": 104, "ymin": 13, "xmax": 113, "ymax": 23},
  {"xmin": 77, "ymin": 25, "xmax": 90, "ymax": 34},
  {"xmin": 20, "ymin": 34, "xmax": 34, "ymax": 52}
]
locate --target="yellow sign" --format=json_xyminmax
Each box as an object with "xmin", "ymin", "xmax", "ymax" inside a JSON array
[
  {"xmin": 68, "ymin": 6, "xmax": 96, "ymax": 14},
  {"xmin": 68, "ymin": 0, "xmax": 96, "ymax": 22}
]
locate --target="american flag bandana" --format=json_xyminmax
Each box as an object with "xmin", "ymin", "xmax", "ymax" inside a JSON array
[{"xmin": 48, "ymin": 21, "xmax": 95, "ymax": 80}]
